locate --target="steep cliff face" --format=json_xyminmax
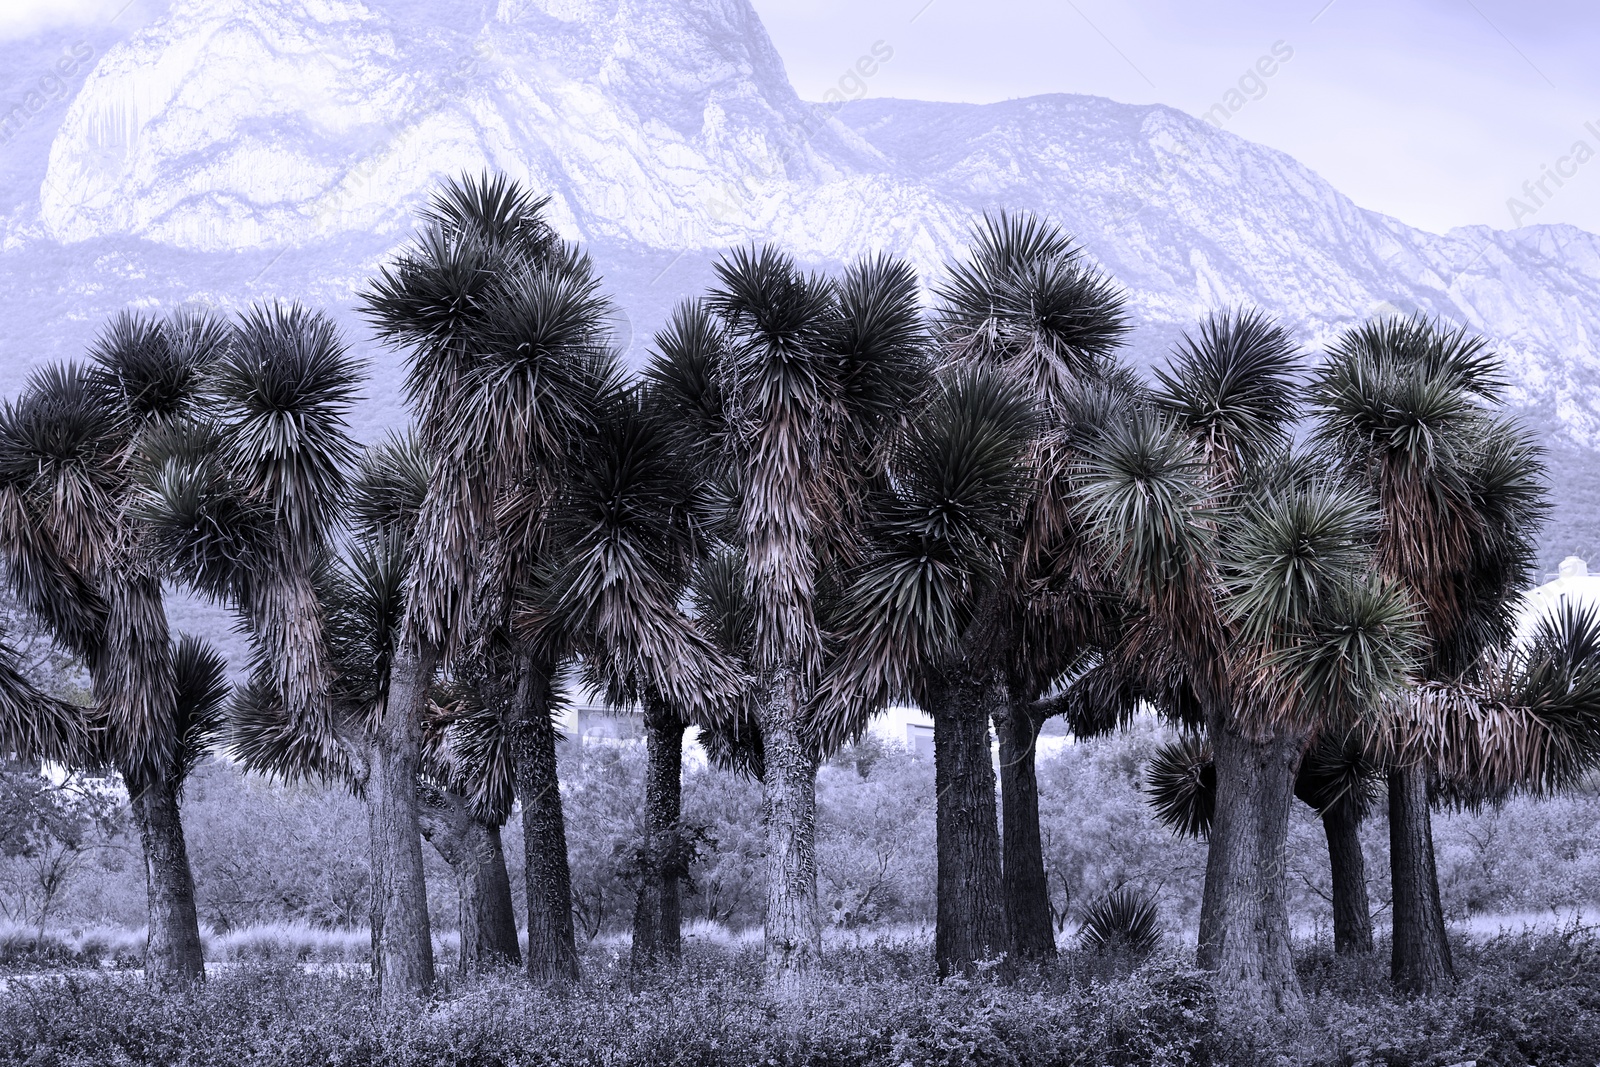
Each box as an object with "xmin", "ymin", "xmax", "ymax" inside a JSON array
[
  {"xmin": 2, "ymin": 0, "xmax": 1597, "ymax": 460},
  {"xmin": 36, "ymin": 0, "xmax": 906, "ymax": 254}
]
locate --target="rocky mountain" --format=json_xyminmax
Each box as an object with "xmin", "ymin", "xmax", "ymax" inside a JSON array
[{"xmin": 1, "ymin": 0, "xmax": 1597, "ymax": 569}]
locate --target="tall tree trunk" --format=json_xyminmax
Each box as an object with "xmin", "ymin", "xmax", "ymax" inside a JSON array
[
  {"xmin": 475, "ymin": 823, "xmax": 521, "ymax": 968},
  {"xmin": 1322, "ymin": 798, "xmax": 1374, "ymax": 955},
  {"xmin": 126, "ymin": 771, "xmax": 205, "ymax": 990},
  {"xmin": 420, "ymin": 790, "xmax": 521, "ymax": 973},
  {"xmin": 632, "ymin": 699, "xmax": 686, "ymax": 970},
  {"xmin": 993, "ymin": 699, "xmax": 1055, "ymax": 963},
  {"xmin": 369, "ymin": 641, "xmax": 436, "ymax": 1002},
  {"xmin": 756, "ymin": 667, "xmax": 821, "ymax": 992},
  {"xmin": 1201, "ymin": 724, "xmax": 1305, "ymax": 1015},
  {"xmin": 927, "ymin": 668, "xmax": 1011, "ymax": 979},
  {"xmin": 1389, "ymin": 762, "xmax": 1453, "ymax": 992},
  {"xmin": 508, "ymin": 656, "xmax": 579, "ymax": 985}
]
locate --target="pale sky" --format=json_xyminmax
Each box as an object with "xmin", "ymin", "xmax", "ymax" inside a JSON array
[
  {"xmin": 751, "ymin": 0, "xmax": 1600, "ymax": 235},
  {"xmin": 4, "ymin": 0, "xmax": 1596, "ymax": 236}
]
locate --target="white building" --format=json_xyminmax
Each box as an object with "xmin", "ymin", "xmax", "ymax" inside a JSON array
[{"xmin": 1517, "ymin": 556, "xmax": 1600, "ymax": 640}]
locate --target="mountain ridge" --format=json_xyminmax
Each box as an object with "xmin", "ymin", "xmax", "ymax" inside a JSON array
[{"xmin": 0, "ymin": 0, "xmax": 1593, "ymax": 552}]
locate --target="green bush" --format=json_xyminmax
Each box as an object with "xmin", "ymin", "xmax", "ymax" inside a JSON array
[
  {"xmin": 11, "ymin": 929, "xmax": 1600, "ymax": 1065},
  {"xmin": 0, "ymin": 949, "xmax": 1243, "ymax": 1067}
]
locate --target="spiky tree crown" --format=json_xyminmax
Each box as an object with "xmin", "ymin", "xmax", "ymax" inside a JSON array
[
  {"xmin": 1312, "ymin": 314, "xmax": 1548, "ymax": 679},
  {"xmin": 1076, "ymin": 309, "xmax": 1422, "ymax": 740},
  {"xmin": 647, "ymin": 244, "xmax": 932, "ymax": 715},
  {"xmin": 362, "ymin": 173, "xmax": 619, "ymax": 655},
  {"xmin": 0, "ymin": 310, "xmax": 235, "ymax": 788}
]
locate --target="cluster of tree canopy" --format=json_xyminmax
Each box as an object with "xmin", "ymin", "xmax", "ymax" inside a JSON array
[{"xmin": 1, "ymin": 173, "xmax": 1598, "ymax": 1020}]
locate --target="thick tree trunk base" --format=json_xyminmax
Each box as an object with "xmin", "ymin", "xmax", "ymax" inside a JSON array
[
  {"xmin": 929, "ymin": 670, "xmax": 1011, "ymax": 980},
  {"xmin": 369, "ymin": 642, "xmax": 437, "ymax": 1003},
  {"xmin": 632, "ymin": 701, "xmax": 686, "ymax": 971},
  {"xmin": 1201, "ymin": 726, "xmax": 1305, "ymax": 1016},
  {"xmin": 995, "ymin": 700, "xmax": 1055, "ymax": 964},
  {"xmin": 1389, "ymin": 763, "xmax": 1454, "ymax": 992},
  {"xmin": 127, "ymin": 773, "xmax": 205, "ymax": 991},
  {"xmin": 510, "ymin": 658, "xmax": 580, "ymax": 986},
  {"xmin": 757, "ymin": 669, "xmax": 822, "ymax": 992},
  {"xmin": 421, "ymin": 792, "xmax": 521, "ymax": 974}
]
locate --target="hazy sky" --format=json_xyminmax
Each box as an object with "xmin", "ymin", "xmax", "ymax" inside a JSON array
[{"xmin": 4, "ymin": 0, "xmax": 1596, "ymax": 236}]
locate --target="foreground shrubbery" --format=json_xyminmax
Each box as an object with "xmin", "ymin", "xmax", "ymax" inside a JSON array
[{"xmin": 5, "ymin": 928, "xmax": 1600, "ymax": 1066}]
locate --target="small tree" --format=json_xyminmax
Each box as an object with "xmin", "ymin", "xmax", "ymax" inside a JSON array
[
  {"xmin": 0, "ymin": 764, "xmax": 119, "ymax": 934},
  {"xmin": 1075, "ymin": 310, "xmax": 1419, "ymax": 1013},
  {"xmin": 0, "ymin": 313, "xmax": 232, "ymax": 989},
  {"xmin": 648, "ymin": 251, "xmax": 928, "ymax": 988},
  {"xmin": 1311, "ymin": 315, "xmax": 1548, "ymax": 992}
]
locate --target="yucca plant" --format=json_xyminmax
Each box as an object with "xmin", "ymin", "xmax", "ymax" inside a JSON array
[
  {"xmin": 0, "ymin": 311, "xmax": 233, "ymax": 989},
  {"xmin": 817, "ymin": 215, "xmax": 1133, "ymax": 975},
  {"xmin": 221, "ymin": 433, "xmax": 524, "ymax": 977},
  {"xmin": 364, "ymin": 173, "xmax": 737, "ymax": 989},
  {"xmin": 1144, "ymin": 733, "xmax": 1216, "ymax": 840},
  {"xmin": 521, "ymin": 382, "xmax": 738, "ymax": 971},
  {"xmin": 1074, "ymin": 309, "xmax": 1421, "ymax": 1014},
  {"xmin": 1077, "ymin": 887, "xmax": 1161, "ymax": 962},
  {"xmin": 139, "ymin": 302, "xmax": 361, "ymax": 985},
  {"xmin": 1311, "ymin": 314, "xmax": 1549, "ymax": 992},
  {"xmin": 360, "ymin": 174, "xmax": 611, "ymax": 990},
  {"xmin": 647, "ymin": 249, "xmax": 928, "ymax": 988}
]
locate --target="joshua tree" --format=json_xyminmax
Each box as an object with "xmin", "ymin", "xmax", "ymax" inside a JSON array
[
  {"xmin": 529, "ymin": 383, "xmax": 734, "ymax": 969},
  {"xmin": 361, "ymin": 174, "xmax": 614, "ymax": 987},
  {"xmin": 1311, "ymin": 316, "xmax": 1549, "ymax": 992},
  {"xmin": 364, "ymin": 173, "xmax": 736, "ymax": 986},
  {"xmin": 647, "ymin": 250, "xmax": 927, "ymax": 988},
  {"xmin": 819, "ymin": 364, "xmax": 1037, "ymax": 976},
  {"xmin": 1075, "ymin": 309, "xmax": 1419, "ymax": 1013},
  {"xmin": 0, "ymin": 311, "xmax": 233, "ymax": 988},
  {"xmin": 138, "ymin": 303, "xmax": 361, "ymax": 983},
  {"xmin": 222, "ymin": 432, "xmax": 524, "ymax": 976},
  {"xmin": 916, "ymin": 215, "xmax": 1131, "ymax": 973}
]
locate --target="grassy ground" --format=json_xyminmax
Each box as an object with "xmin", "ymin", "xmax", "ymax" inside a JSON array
[{"xmin": 3, "ymin": 925, "xmax": 1600, "ymax": 1065}]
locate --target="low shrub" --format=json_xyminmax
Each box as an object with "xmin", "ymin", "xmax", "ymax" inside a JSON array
[
  {"xmin": 0, "ymin": 922, "xmax": 146, "ymax": 971},
  {"xmin": 208, "ymin": 921, "xmax": 371, "ymax": 967},
  {"xmin": 0, "ymin": 951, "xmax": 1243, "ymax": 1067},
  {"xmin": 0, "ymin": 927, "xmax": 75, "ymax": 969},
  {"xmin": 6, "ymin": 929, "xmax": 1600, "ymax": 1065}
]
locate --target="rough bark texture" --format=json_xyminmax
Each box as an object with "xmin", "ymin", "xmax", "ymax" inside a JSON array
[
  {"xmin": 475, "ymin": 824, "xmax": 521, "ymax": 968},
  {"xmin": 1322, "ymin": 798, "xmax": 1375, "ymax": 956},
  {"xmin": 631, "ymin": 700, "xmax": 687, "ymax": 970},
  {"xmin": 927, "ymin": 669, "xmax": 1011, "ymax": 979},
  {"xmin": 1200, "ymin": 725, "xmax": 1305, "ymax": 1015},
  {"xmin": 368, "ymin": 641, "xmax": 437, "ymax": 1001},
  {"xmin": 756, "ymin": 668, "xmax": 822, "ymax": 992},
  {"xmin": 420, "ymin": 791, "xmax": 521, "ymax": 973},
  {"xmin": 1389, "ymin": 762, "xmax": 1454, "ymax": 992},
  {"xmin": 994, "ymin": 700, "xmax": 1055, "ymax": 963},
  {"xmin": 509, "ymin": 658, "xmax": 579, "ymax": 985},
  {"xmin": 127, "ymin": 773, "xmax": 205, "ymax": 990}
]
